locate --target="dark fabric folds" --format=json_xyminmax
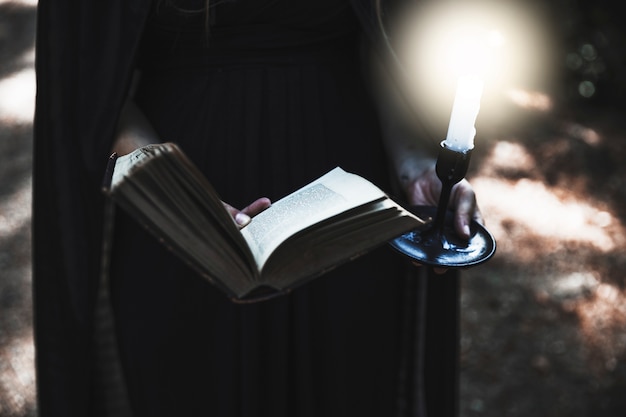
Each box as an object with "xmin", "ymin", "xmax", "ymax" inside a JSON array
[
  {"xmin": 33, "ymin": 1, "xmax": 459, "ymax": 416},
  {"xmin": 33, "ymin": 0, "xmax": 151, "ymax": 415}
]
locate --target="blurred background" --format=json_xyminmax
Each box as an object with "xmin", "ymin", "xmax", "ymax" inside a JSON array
[{"xmin": 1, "ymin": 0, "xmax": 625, "ymax": 416}]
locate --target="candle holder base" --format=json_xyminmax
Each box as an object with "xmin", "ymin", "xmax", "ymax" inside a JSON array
[{"xmin": 389, "ymin": 205, "xmax": 496, "ymax": 268}]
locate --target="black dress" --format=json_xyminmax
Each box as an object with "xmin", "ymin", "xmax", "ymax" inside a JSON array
[
  {"xmin": 33, "ymin": 1, "xmax": 458, "ymax": 416},
  {"xmin": 111, "ymin": 2, "xmax": 409, "ymax": 416}
]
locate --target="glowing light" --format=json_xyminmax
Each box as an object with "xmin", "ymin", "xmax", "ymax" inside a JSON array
[
  {"xmin": 440, "ymin": 26, "xmax": 504, "ymax": 80},
  {"xmin": 487, "ymin": 30, "xmax": 506, "ymax": 49},
  {"xmin": 438, "ymin": 24, "xmax": 497, "ymax": 152},
  {"xmin": 387, "ymin": 1, "xmax": 555, "ymax": 131},
  {"xmin": 444, "ymin": 75, "xmax": 483, "ymax": 151}
]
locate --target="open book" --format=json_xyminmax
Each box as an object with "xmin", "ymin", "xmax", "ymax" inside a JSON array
[{"xmin": 102, "ymin": 143, "xmax": 426, "ymax": 302}]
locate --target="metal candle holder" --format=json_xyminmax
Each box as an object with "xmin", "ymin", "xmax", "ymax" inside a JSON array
[
  {"xmin": 433, "ymin": 142, "xmax": 473, "ymax": 232},
  {"xmin": 389, "ymin": 142, "xmax": 496, "ymax": 268}
]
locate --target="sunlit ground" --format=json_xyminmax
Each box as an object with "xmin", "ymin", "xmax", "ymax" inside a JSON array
[
  {"xmin": 472, "ymin": 136, "xmax": 626, "ymax": 359},
  {"xmin": 461, "ymin": 86, "xmax": 626, "ymax": 415},
  {"xmin": 2, "ymin": 1, "xmax": 626, "ymax": 417},
  {"xmin": 0, "ymin": 68, "xmax": 35, "ymax": 124},
  {"xmin": 0, "ymin": 1, "xmax": 37, "ymax": 416}
]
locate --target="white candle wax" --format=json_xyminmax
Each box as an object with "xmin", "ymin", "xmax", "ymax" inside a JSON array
[{"xmin": 444, "ymin": 75, "xmax": 483, "ymax": 152}]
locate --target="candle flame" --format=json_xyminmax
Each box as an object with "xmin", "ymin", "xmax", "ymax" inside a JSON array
[
  {"xmin": 386, "ymin": 1, "xmax": 555, "ymax": 133},
  {"xmin": 444, "ymin": 27, "xmax": 502, "ymax": 78}
]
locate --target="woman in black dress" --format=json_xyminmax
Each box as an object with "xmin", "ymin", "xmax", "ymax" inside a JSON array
[{"xmin": 33, "ymin": 1, "xmax": 482, "ymax": 416}]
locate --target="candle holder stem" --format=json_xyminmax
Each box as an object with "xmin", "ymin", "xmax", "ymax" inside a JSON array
[{"xmin": 433, "ymin": 182, "xmax": 453, "ymax": 233}]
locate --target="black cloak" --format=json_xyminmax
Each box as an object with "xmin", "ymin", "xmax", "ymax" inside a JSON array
[{"xmin": 33, "ymin": 1, "xmax": 459, "ymax": 415}]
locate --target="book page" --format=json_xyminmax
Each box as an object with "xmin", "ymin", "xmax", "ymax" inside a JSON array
[
  {"xmin": 110, "ymin": 145, "xmax": 158, "ymax": 188},
  {"xmin": 239, "ymin": 167, "xmax": 387, "ymax": 269}
]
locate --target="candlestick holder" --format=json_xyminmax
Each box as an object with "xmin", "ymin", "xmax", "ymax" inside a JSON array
[{"xmin": 390, "ymin": 142, "xmax": 496, "ymax": 268}]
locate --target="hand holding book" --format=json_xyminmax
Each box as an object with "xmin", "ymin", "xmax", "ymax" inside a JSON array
[
  {"xmin": 222, "ymin": 197, "xmax": 272, "ymax": 228},
  {"xmin": 102, "ymin": 143, "xmax": 426, "ymax": 302}
]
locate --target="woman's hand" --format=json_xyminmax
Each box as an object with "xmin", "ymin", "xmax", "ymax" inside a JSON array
[
  {"xmin": 112, "ymin": 98, "xmax": 273, "ymax": 228},
  {"xmin": 402, "ymin": 166, "xmax": 483, "ymax": 274},
  {"xmin": 223, "ymin": 197, "xmax": 272, "ymax": 228},
  {"xmin": 403, "ymin": 166, "xmax": 484, "ymax": 240}
]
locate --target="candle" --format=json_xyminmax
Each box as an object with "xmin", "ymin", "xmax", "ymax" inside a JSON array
[{"xmin": 444, "ymin": 75, "xmax": 483, "ymax": 152}]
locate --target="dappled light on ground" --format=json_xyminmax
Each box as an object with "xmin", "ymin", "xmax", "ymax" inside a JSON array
[
  {"xmin": 0, "ymin": 335, "xmax": 36, "ymax": 416},
  {"xmin": 0, "ymin": 64, "xmax": 36, "ymax": 124},
  {"xmin": 2, "ymin": 1, "xmax": 626, "ymax": 417},
  {"xmin": 0, "ymin": 178, "xmax": 31, "ymax": 238},
  {"xmin": 461, "ymin": 82, "xmax": 626, "ymax": 415},
  {"xmin": 575, "ymin": 284, "xmax": 626, "ymax": 373},
  {"xmin": 507, "ymin": 89, "xmax": 553, "ymax": 112},
  {"xmin": 0, "ymin": 1, "xmax": 37, "ymax": 416},
  {"xmin": 474, "ymin": 176, "xmax": 621, "ymax": 254}
]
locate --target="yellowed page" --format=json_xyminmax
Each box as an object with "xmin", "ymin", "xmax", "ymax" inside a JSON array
[{"xmin": 239, "ymin": 167, "xmax": 387, "ymax": 270}]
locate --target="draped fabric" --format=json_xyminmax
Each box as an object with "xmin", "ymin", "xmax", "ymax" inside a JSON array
[
  {"xmin": 33, "ymin": 1, "xmax": 151, "ymax": 415},
  {"xmin": 33, "ymin": 1, "xmax": 458, "ymax": 416}
]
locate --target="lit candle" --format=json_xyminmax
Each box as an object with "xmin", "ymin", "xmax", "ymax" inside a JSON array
[{"xmin": 444, "ymin": 75, "xmax": 483, "ymax": 152}]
